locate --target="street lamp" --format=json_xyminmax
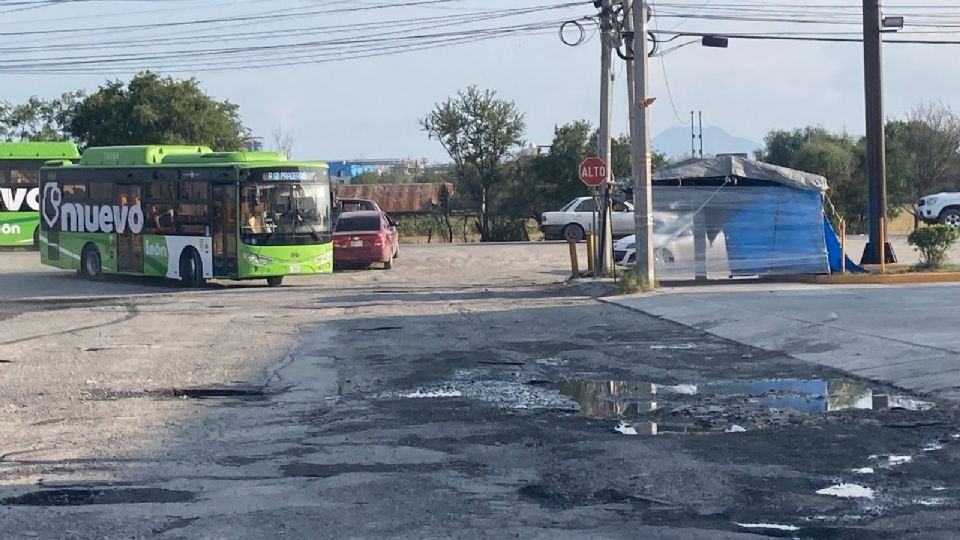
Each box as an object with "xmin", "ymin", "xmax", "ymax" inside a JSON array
[
  {"xmin": 648, "ymin": 33, "xmax": 730, "ymax": 57},
  {"xmin": 700, "ymin": 35, "xmax": 729, "ymax": 49},
  {"xmin": 882, "ymin": 16, "xmax": 905, "ymax": 31}
]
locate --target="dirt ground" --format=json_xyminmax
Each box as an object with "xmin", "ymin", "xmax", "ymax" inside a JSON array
[{"xmin": 0, "ymin": 244, "xmax": 959, "ymax": 539}]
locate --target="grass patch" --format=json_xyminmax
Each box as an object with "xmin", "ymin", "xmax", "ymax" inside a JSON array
[
  {"xmin": 908, "ymin": 262, "xmax": 960, "ymax": 274},
  {"xmin": 610, "ymin": 270, "xmax": 655, "ymax": 295}
]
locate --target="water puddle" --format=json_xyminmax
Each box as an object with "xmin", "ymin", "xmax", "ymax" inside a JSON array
[
  {"xmin": 650, "ymin": 343, "xmax": 696, "ymax": 350},
  {"xmin": 554, "ymin": 381, "xmax": 659, "ymax": 419},
  {"xmin": 736, "ymin": 523, "xmax": 800, "ymax": 532},
  {"xmin": 816, "ymin": 483, "xmax": 875, "ymax": 499},
  {"xmin": 555, "ymin": 378, "xmax": 933, "ymax": 419},
  {"xmin": 923, "ymin": 442, "xmax": 945, "ymax": 452}
]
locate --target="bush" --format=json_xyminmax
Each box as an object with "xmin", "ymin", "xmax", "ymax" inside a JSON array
[
  {"xmin": 485, "ymin": 217, "xmax": 529, "ymax": 242},
  {"xmin": 908, "ymin": 225, "xmax": 960, "ymax": 269},
  {"xmin": 611, "ymin": 270, "xmax": 655, "ymax": 295}
]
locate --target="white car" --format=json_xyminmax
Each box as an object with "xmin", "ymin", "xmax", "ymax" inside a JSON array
[
  {"xmin": 613, "ymin": 213, "xmax": 695, "ymax": 266},
  {"xmin": 540, "ymin": 197, "xmax": 635, "ymax": 242},
  {"xmin": 917, "ymin": 193, "xmax": 960, "ymax": 227}
]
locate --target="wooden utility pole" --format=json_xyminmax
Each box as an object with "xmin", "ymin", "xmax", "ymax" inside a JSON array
[
  {"xmin": 629, "ymin": 0, "xmax": 655, "ymax": 286},
  {"xmin": 597, "ymin": 0, "xmax": 615, "ymax": 275},
  {"xmin": 861, "ymin": 0, "xmax": 891, "ymax": 265}
]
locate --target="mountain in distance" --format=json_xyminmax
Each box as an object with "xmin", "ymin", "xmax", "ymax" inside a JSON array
[{"xmin": 653, "ymin": 126, "xmax": 762, "ymax": 159}]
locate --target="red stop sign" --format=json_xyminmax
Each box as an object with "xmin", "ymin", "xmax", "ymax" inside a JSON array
[{"xmin": 579, "ymin": 157, "xmax": 608, "ymax": 187}]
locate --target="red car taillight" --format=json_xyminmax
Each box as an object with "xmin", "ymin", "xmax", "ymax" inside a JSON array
[{"xmin": 373, "ymin": 235, "xmax": 384, "ymax": 246}]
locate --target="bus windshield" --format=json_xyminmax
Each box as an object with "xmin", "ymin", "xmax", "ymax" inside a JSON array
[{"xmin": 241, "ymin": 182, "xmax": 331, "ymax": 246}]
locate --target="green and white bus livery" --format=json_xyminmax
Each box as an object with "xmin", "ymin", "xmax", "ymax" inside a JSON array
[
  {"xmin": 40, "ymin": 145, "xmax": 333, "ymax": 287},
  {"xmin": 0, "ymin": 141, "xmax": 80, "ymax": 248}
]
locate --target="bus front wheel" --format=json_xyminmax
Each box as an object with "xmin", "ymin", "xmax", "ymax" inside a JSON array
[
  {"xmin": 266, "ymin": 276, "xmax": 284, "ymax": 287},
  {"xmin": 179, "ymin": 249, "xmax": 206, "ymax": 288},
  {"xmin": 80, "ymin": 244, "xmax": 102, "ymax": 281}
]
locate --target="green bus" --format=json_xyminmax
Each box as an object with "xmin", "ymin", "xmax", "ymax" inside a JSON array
[
  {"xmin": 0, "ymin": 141, "xmax": 80, "ymax": 248},
  {"xmin": 40, "ymin": 145, "xmax": 333, "ymax": 287}
]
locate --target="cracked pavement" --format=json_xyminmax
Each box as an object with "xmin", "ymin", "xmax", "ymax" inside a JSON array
[{"xmin": 1, "ymin": 245, "xmax": 959, "ymax": 539}]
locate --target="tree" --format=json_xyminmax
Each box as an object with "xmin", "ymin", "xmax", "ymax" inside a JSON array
[
  {"xmin": 0, "ymin": 92, "xmax": 83, "ymax": 142},
  {"xmin": 587, "ymin": 131, "xmax": 634, "ymax": 179},
  {"xmin": 271, "ymin": 126, "xmax": 294, "ymax": 158},
  {"xmin": 420, "ymin": 86, "xmax": 525, "ymax": 242},
  {"xmin": 68, "ymin": 71, "xmax": 248, "ymax": 150},
  {"xmin": 886, "ymin": 104, "xmax": 960, "ymax": 227},
  {"xmin": 758, "ymin": 127, "xmax": 871, "ymax": 230}
]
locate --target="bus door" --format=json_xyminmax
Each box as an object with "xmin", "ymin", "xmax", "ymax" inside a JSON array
[
  {"xmin": 212, "ymin": 184, "xmax": 237, "ymax": 276},
  {"xmin": 117, "ymin": 183, "xmax": 143, "ymax": 273}
]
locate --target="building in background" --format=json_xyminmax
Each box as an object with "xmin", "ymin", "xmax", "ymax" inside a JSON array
[
  {"xmin": 325, "ymin": 158, "xmax": 428, "ymax": 184},
  {"xmin": 244, "ymin": 137, "xmax": 264, "ymax": 152}
]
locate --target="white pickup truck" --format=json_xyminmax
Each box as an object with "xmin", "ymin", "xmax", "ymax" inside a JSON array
[
  {"xmin": 540, "ymin": 197, "xmax": 635, "ymax": 242},
  {"xmin": 917, "ymin": 192, "xmax": 960, "ymax": 227}
]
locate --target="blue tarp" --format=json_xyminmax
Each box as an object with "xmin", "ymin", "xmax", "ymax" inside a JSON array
[
  {"xmin": 723, "ymin": 187, "xmax": 830, "ymax": 275},
  {"xmin": 824, "ymin": 217, "xmax": 866, "ymax": 273}
]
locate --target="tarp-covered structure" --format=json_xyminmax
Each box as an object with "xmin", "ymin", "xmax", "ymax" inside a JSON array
[{"xmin": 650, "ymin": 155, "xmax": 858, "ymax": 279}]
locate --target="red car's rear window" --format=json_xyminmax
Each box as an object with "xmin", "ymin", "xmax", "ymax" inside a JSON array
[{"xmin": 336, "ymin": 216, "xmax": 381, "ymax": 232}]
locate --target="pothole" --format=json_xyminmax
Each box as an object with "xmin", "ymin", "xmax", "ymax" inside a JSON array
[
  {"xmin": 82, "ymin": 385, "xmax": 266, "ymax": 402},
  {"xmin": 1, "ymin": 488, "xmax": 195, "ymax": 506}
]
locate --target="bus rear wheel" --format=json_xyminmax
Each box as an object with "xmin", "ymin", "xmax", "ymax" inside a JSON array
[
  {"xmin": 266, "ymin": 276, "xmax": 284, "ymax": 287},
  {"xmin": 33, "ymin": 227, "xmax": 40, "ymax": 250},
  {"xmin": 80, "ymin": 244, "xmax": 102, "ymax": 281},
  {"xmin": 179, "ymin": 248, "xmax": 206, "ymax": 288}
]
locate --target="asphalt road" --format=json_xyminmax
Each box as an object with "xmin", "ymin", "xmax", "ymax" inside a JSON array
[{"xmin": 1, "ymin": 244, "xmax": 959, "ymax": 539}]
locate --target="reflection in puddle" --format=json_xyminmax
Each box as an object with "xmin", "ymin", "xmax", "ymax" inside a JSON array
[
  {"xmin": 555, "ymin": 378, "xmax": 933, "ymax": 420},
  {"xmin": 554, "ymin": 381, "xmax": 659, "ymax": 419}
]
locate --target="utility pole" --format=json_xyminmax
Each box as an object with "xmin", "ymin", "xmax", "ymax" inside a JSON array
[
  {"xmin": 629, "ymin": 0, "xmax": 655, "ymax": 286},
  {"xmin": 698, "ymin": 111, "xmax": 704, "ymax": 157},
  {"xmin": 861, "ymin": 0, "xmax": 891, "ymax": 265},
  {"xmin": 625, "ymin": 0, "xmax": 637, "ymax": 160},
  {"xmin": 597, "ymin": 0, "xmax": 615, "ymax": 274},
  {"xmin": 690, "ymin": 111, "xmax": 696, "ymax": 157}
]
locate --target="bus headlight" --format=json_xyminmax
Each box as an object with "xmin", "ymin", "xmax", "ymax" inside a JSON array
[{"xmin": 244, "ymin": 253, "xmax": 273, "ymax": 265}]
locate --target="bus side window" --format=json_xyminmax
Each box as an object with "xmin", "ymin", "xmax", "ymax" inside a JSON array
[
  {"xmin": 9, "ymin": 169, "xmax": 37, "ymax": 186},
  {"xmin": 63, "ymin": 183, "xmax": 88, "ymax": 203},
  {"xmin": 146, "ymin": 205, "xmax": 176, "ymax": 235}
]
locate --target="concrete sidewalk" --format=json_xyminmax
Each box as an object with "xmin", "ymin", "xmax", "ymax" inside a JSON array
[{"xmin": 608, "ymin": 282, "xmax": 960, "ymax": 399}]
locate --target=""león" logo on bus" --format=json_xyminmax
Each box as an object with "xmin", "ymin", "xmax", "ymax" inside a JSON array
[
  {"xmin": 42, "ymin": 183, "xmax": 145, "ymax": 234},
  {"xmin": 145, "ymin": 239, "xmax": 167, "ymax": 258},
  {"xmin": 0, "ymin": 187, "xmax": 40, "ymax": 213}
]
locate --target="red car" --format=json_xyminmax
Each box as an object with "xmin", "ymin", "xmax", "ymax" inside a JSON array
[{"xmin": 333, "ymin": 211, "xmax": 399, "ymax": 269}]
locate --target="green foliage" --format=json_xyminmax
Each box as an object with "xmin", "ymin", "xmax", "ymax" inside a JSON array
[
  {"xmin": 759, "ymin": 105, "xmax": 960, "ymax": 232},
  {"xmin": 908, "ymin": 225, "xmax": 960, "ymax": 270},
  {"xmin": 485, "ymin": 216, "xmax": 530, "ymax": 242},
  {"xmin": 68, "ymin": 71, "xmax": 248, "ymax": 150},
  {"xmin": 515, "ymin": 121, "xmax": 593, "ymax": 220},
  {"xmin": 611, "ymin": 270, "xmax": 654, "ymax": 295},
  {"xmin": 0, "ymin": 92, "xmax": 83, "ymax": 142},
  {"xmin": 886, "ymin": 105, "xmax": 960, "ymax": 223},
  {"xmin": 421, "ymin": 86, "xmax": 525, "ymax": 242},
  {"xmin": 495, "ymin": 122, "xmax": 665, "ymax": 223},
  {"xmin": 587, "ymin": 131, "xmax": 633, "ymax": 179}
]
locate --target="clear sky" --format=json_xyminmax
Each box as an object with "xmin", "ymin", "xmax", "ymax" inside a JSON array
[{"xmin": 4, "ymin": 0, "xmax": 959, "ymax": 162}]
